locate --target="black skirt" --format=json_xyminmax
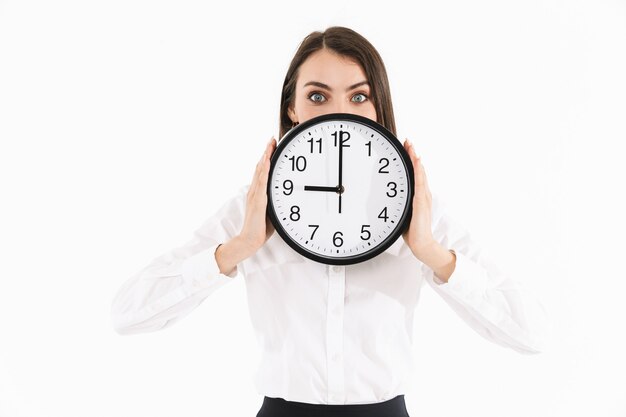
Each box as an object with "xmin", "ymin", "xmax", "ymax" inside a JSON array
[{"xmin": 255, "ymin": 394, "xmax": 410, "ymax": 417}]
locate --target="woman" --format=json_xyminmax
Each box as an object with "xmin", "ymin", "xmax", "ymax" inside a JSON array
[{"xmin": 111, "ymin": 26, "xmax": 549, "ymax": 417}]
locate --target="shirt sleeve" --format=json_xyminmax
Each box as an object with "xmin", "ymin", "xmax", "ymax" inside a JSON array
[
  {"xmin": 421, "ymin": 194, "xmax": 552, "ymax": 355},
  {"xmin": 110, "ymin": 185, "xmax": 249, "ymax": 335}
]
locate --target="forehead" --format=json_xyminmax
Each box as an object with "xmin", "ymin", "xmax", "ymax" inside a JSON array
[{"xmin": 297, "ymin": 49, "xmax": 368, "ymax": 88}]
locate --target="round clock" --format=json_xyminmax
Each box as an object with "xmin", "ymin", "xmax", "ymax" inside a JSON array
[{"xmin": 266, "ymin": 112, "xmax": 414, "ymax": 265}]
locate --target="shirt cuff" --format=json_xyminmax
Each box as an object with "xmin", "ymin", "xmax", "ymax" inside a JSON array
[
  {"xmin": 431, "ymin": 249, "xmax": 489, "ymax": 298},
  {"xmin": 181, "ymin": 243, "xmax": 238, "ymax": 286}
]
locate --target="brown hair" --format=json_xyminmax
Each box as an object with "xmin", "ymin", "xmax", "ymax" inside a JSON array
[{"xmin": 278, "ymin": 26, "xmax": 397, "ymax": 140}]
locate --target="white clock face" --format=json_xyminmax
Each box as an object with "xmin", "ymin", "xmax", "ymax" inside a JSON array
[{"xmin": 268, "ymin": 114, "xmax": 412, "ymax": 264}]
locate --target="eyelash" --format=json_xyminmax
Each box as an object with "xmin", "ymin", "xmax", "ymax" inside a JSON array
[{"xmin": 308, "ymin": 91, "xmax": 369, "ymax": 104}]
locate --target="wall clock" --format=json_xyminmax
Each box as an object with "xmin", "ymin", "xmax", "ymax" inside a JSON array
[{"xmin": 267, "ymin": 112, "xmax": 414, "ymax": 265}]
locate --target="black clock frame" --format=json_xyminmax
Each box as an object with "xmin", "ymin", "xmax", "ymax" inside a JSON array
[{"xmin": 266, "ymin": 112, "xmax": 415, "ymax": 265}]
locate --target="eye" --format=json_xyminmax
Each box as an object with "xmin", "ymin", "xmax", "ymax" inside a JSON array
[
  {"xmin": 308, "ymin": 92, "xmax": 327, "ymax": 103},
  {"xmin": 351, "ymin": 93, "xmax": 369, "ymax": 103}
]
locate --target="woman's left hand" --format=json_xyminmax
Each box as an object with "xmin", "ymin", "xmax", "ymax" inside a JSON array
[{"xmin": 402, "ymin": 139, "xmax": 436, "ymax": 259}]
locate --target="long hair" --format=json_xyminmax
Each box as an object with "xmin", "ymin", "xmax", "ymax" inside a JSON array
[{"xmin": 278, "ymin": 26, "xmax": 397, "ymax": 139}]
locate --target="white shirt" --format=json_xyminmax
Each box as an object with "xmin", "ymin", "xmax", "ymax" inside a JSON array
[{"xmin": 110, "ymin": 184, "xmax": 550, "ymax": 405}]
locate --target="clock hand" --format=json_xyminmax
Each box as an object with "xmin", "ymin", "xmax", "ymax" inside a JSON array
[
  {"xmin": 338, "ymin": 191, "xmax": 342, "ymax": 214},
  {"xmin": 338, "ymin": 134, "xmax": 344, "ymax": 214},
  {"xmin": 304, "ymin": 185, "xmax": 340, "ymax": 192}
]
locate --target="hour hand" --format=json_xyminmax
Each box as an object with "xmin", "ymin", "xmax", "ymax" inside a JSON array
[{"xmin": 304, "ymin": 185, "xmax": 339, "ymax": 192}]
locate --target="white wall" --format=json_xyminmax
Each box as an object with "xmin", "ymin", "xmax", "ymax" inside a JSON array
[{"xmin": 1, "ymin": 0, "xmax": 624, "ymax": 416}]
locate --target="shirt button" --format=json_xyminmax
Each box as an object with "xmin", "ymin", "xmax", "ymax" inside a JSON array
[{"xmin": 332, "ymin": 266, "xmax": 342, "ymax": 273}]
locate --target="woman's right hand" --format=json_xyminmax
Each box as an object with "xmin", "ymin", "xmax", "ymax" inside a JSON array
[{"xmin": 238, "ymin": 137, "xmax": 277, "ymax": 253}]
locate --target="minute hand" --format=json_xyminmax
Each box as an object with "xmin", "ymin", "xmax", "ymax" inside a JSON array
[{"xmin": 338, "ymin": 136, "xmax": 343, "ymax": 214}]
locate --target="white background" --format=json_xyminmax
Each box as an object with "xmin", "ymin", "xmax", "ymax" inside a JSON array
[{"xmin": 1, "ymin": 0, "xmax": 625, "ymax": 416}]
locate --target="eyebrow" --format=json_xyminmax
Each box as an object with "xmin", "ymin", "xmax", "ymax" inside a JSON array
[{"xmin": 302, "ymin": 80, "xmax": 370, "ymax": 92}]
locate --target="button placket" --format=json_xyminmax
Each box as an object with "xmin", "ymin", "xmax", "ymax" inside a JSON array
[{"xmin": 326, "ymin": 264, "xmax": 346, "ymax": 404}]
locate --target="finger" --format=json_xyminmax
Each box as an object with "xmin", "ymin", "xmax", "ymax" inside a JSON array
[
  {"xmin": 251, "ymin": 138, "xmax": 274, "ymax": 200},
  {"xmin": 260, "ymin": 137, "xmax": 275, "ymax": 181},
  {"xmin": 259, "ymin": 145, "xmax": 271, "ymax": 189},
  {"xmin": 405, "ymin": 141, "xmax": 431, "ymax": 203},
  {"xmin": 420, "ymin": 160, "xmax": 432, "ymax": 201},
  {"xmin": 249, "ymin": 151, "xmax": 265, "ymax": 199},
  {"xmin": 408, "ymin": 144, "xmax": 424, "ymax": 189},
  {"xmin": 404, "ymin": 138, "xmax": 412, "ymax": 157},
  {"xmin": 415, "ymin": 153, "xmax": 432, "ymax": 202},
  {"xmin": 257, "ymin": 138, "xmax": 273, "ymax": 172},
  {"xmin": 264, "ymin": 136, "xmax": 277, "ymax": 159},
  {"xmin": 406, "ymin": 139, "xmax": 418, "ymax": 162}
]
